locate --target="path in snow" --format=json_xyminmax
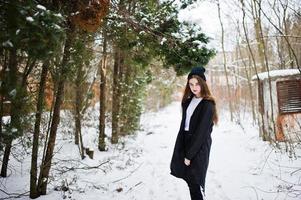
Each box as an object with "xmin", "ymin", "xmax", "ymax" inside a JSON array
[
  {"xmin": 115, "ymin": 101, "xmax": 301, "ymax": 200},
  {"xmin": 2, "ymin": 101, "xmax": 301, "ymax": 200}
]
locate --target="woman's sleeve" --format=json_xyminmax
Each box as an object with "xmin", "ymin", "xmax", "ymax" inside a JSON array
[{"xmin": 185, "ymin": 102, "xmax": 213, "ymax": 160}]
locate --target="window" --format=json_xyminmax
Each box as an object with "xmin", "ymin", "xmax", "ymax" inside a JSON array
[{"xmin": 277, "ymin": 80, "xmax": 301, "ymax": 114}]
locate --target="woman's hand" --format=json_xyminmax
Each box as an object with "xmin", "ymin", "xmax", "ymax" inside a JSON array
[{"xmin": 184, "ymin": 158, "xmax": 191, "ymax": 166}]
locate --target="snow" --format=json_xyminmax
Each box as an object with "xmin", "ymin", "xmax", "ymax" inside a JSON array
[
  {"xmin": 140, "ymin": 17, "xmax": 149, "ymax": 25},
  {"xmin": 1, "ymin": 102, "xmax": 301, "ymax": 199},
  {"xmin": 252, "ymin": 69, "xmax": 301, "ymax": 81},
  {"xmin": 192, "ymin": 40, "xmax": 206, "ymax": 49},
  {"xmin": 26, "ymin": 17, "xmax": 34, "ymax": 22},
  {"xmin": 53, "ymin": 24, "xmax": 61, "ymax": 30},
  {"xmin": 2, "ymin": 40, "xmax": 13, "ymax": 47},
  {"xmin": 138, "ymin": 31, "xmax": 146, "ymax": 35},
  {"xmin": 178, "ymin": 1, "xmax": 220, "ymax": 49},
  {"xmin": 37, "ymin": 5, "xmax": 47, "ymax": 11},
  {"xmin": 53, "ymin": 13, "xmax": 63, "ymax": 18},
  {"xmin": 9, "ymin": 89, "xmax": 17, "ymax": 97},
  {"xmin": 160, "ymin": 37, "xmax": 167, "ymax": 45}
]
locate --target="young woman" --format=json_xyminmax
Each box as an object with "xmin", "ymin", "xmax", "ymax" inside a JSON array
[{"xmin": 170, "ymin": 66, "xmax": 218, "ymax": 200}]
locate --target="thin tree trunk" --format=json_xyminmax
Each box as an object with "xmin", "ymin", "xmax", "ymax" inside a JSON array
[
  {"xmin": 217, "ymin": 0, "xmax": 234, "ymax": 122},
  {"xmin": 37, "ymin": 31, "xmax": 73, "ymax": 195},
  {"xmin": 1, "ymin": 140, "xmax": 12, "ymax": 177},
  {"xmin": 251, "ymin": 0, "xmax": 266, "ymax": 73},
  {"xmin": 234, "ymin": 48, "xmax": 240, "ymax": 119},
  {"xmin": 0, "ymin": 51, "xmax": 7, "ymax": 149},
  {"xmin": 281, "ymin": 1, "xmax": 294, "ymax": 68},
  {"xmin": 30, "ymin": 61, "xmax": 49, "ymax": 199},
  {"xmin": 22, "ymin": 59, "xmax": 36, "ymax": 86},
  {"xmin": 276, "ymin": 36, "xmax": 285, "ymax": 68},
  {"xmin": 255, "ymin": 11, "xmax": 277, "ymax": 141},
  {"xmin": 236, "ymin": 38, "xmax": 256, "ymax": 123},
  {"xmin": 240, "ymin": 0, "xmax": 266, "ymax": 138},
  {"xmin": 38, "ymin": 76, "xmax": 65, "ymax": 194},
  {"xmin": 2, "ymin": 53, "xmax": 35, "ymax": 178},
  {"xmin": 255, "ymin": 1, "xmax": 277, "ymax": 141},
  {"xmin": 35, "ymin": 78, "xmax": 56, "ymax": 196},
  {"xmin": 98, "ymin": 21, "xmax": 108, "ymax": 151},
  {"xmin": 0, "ymin": 94, "xmax": 3, "ymax": 149},
  {"xmin": 75, "ymin": 63, "xmax": 85, "ymax": 159},
  {"xmin": 272, "ymin": 1, "xmax": 285, "ymax": 68},
  {"xmin": 111, "ymin": 48, "xmax": 122, "ymax": 144},
  {"xmin": 119, "ymin": 56, "xmax": 129, "ymax": 136},
  {"xmin": 1, "ymin": 49, "xmax": 17, "ymax": 177},
  {"xmin": 78, "ymin": 126, "xmax": 85, "ymax": 159},
  {"xmin": 74, "ymin": 69, "xmax": 81, "ymax": 146},
  {"xmin": 74, "ymin": 96, "xmax": 80, "ymax": 145}
]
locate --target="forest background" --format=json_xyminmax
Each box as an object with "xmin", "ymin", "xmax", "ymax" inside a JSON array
[{"xmin": 0, "ymin": 0, "xmax": 300, "ymax": 199}]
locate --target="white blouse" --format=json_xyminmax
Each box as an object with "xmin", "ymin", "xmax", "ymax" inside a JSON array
[{"xmin": 184, "ymin": 96, "xmax": 203, "ymax": 131}]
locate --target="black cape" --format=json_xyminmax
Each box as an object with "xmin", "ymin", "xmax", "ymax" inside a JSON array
[{"xmin": 170, "ymin": 98, "xmax": 214, "ymax": 187}]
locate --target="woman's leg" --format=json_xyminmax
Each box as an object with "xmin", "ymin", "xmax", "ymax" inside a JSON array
[{"xmin": 188, "ymin": 183, "xmax": 204, "ymax": 200}]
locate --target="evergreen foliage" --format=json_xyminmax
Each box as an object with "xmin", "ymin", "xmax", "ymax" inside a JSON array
[
  {"xmin": 0, "ymin": 0, "xmax": 65, "ymax": 147},
  {"xmin": 107, "ymin": 0, "xmax": 215, "ymax": 135},
  {"xmin": 0, "ymin": 1, "xmax": 65, "ymax": 59},
  {"xmin": 0, "ymin": 0, "xmax": 215, "ymax": 146}
]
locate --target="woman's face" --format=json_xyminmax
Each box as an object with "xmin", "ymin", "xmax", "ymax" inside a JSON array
[{"xmin": 188, "ymin": 78, "xmax": 201, "ymax": 97}]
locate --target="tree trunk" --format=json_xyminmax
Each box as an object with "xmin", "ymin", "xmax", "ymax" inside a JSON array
[
  {"xmin": 253, "ymin": 0, "xmax": 277, "ymax": 141},
  {"xmin": 37, "ymin": 32, "xmax": 73, "ymax": 195},
  {"xmin": 272, "ymin": 2, "xmax": 285, "ymax": 69},
  {"xmin": 111, "ymin": 48, "xmax": 122, "ymax": 144},
  {"xmin": 251, "ymin": 0, "xmax": 266, "ymax": 73},
  {"xmin": 0, "ymin": 53, "xmax": 7, "ymax": 149},
  {"xmin": 74, "ymin": 69, "xmax": 82, "ymax": 146},
  {"xmin": 74, "ymin": 94, "xmax": 80, "ymax": 145},
  {"xmin": 1, "ymin": 49, "xmax": 17, "ymax": 177},
  {"xmin": 75, "ymin": 63, "xmax": 85, "ymax": 159},
  {"xmin": 119, "ymin": 56, "xmax": 129, "ymax": 136},
  {"xmin": 217, "ymin": 0, "xmax": 234, "ymax": 121},
  {"xmin": 98, "ymin": 22, "xmax": 108, "ymax": 151},
  {"xmin": 0, "ymin": 139, "xmax": 12, "ymax": 177},
  {"xmin": 38, "ymin": 77, "xmax": 65, "ymax": 194},
  {"xmin": 0, "ymin": 94, "xmax": 3, "ymax": 150},
  {"xmin": 281, "ymin": 2, "xmax": 294, "ymax": 68},
  {"xmin": 234, "ymin": 48, "xmax": 240, "ymax": 119},
  {"xmin": 78, "ymin": 126, "xmax": 85, "ymax": 159},
  {"xmin": 276, "ymin": 36, "xmax": 285, "ymax": 68},
  {"xmin": 240, "ymin": 0, "xmax": 266, "ymax": 138},
  {"xmin": 30, "ymin": 61, "xmax": 49, "ymax": 199},
  {"xmin": 236, "ymin": 39, "xmax": 256, "ymax": 124}
]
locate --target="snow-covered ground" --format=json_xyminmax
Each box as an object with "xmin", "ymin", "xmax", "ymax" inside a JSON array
[{"xmin": 1, "ymin": 102, "xmax": 301, "ymax": 200}]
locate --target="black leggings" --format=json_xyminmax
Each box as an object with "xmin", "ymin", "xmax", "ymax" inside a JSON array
[{"xmin": 188, "ymin": 183, "xmax": 205, "ymax": 200}]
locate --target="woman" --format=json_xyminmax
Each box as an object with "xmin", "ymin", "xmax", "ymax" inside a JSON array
[{"xmin": 170, "ymin": 66, "xmax": 218, "ymax": 200}]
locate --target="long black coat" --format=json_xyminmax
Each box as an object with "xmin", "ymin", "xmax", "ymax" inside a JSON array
[{"xmin": 170, "ymin": 98, "xmax": 214, "ymax": 187}]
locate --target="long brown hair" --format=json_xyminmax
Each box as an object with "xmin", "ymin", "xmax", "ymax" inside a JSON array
[{"xmin": 182, "ymin": 75, "xmax": 218, "ymax": 124}]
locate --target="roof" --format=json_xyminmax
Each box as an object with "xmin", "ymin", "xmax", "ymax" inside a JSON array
[{"xmin": 251, "ymin": 69, "xmax": 301, "ymax": 81}]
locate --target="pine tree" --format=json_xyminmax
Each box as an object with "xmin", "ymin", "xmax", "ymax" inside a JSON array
[
  {"xmin": 105, "ymin": 0, "xmax": 215, "ymax": 143},
  {"xmin": 0, "ymin": 0, "xmax": 64, "ymax": 179}
]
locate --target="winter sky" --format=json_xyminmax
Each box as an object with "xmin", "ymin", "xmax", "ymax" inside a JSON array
[{"xmin": 179, "ymin": 1, "xmax": 220, "ymax": 49}]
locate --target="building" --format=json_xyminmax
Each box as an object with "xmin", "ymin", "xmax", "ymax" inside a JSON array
[{"xmin": 252, "ymin": 69, "xmax": 301, "ymax": 142}]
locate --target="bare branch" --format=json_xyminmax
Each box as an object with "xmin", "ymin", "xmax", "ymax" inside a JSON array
[
  {"xmin": 253, "ymin": 0, "xmax": 301, "ymax": 71},
  {"xmin": 53, "ymin": 160, "xmax": 110, "ymax": 174},
  {"xmin": 0, "ymin": 189, "xmax": 29, "ymax": 200},
  {"xmin": 112, "ymin": 162, "xmax": 143, "ymax": 183}
]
